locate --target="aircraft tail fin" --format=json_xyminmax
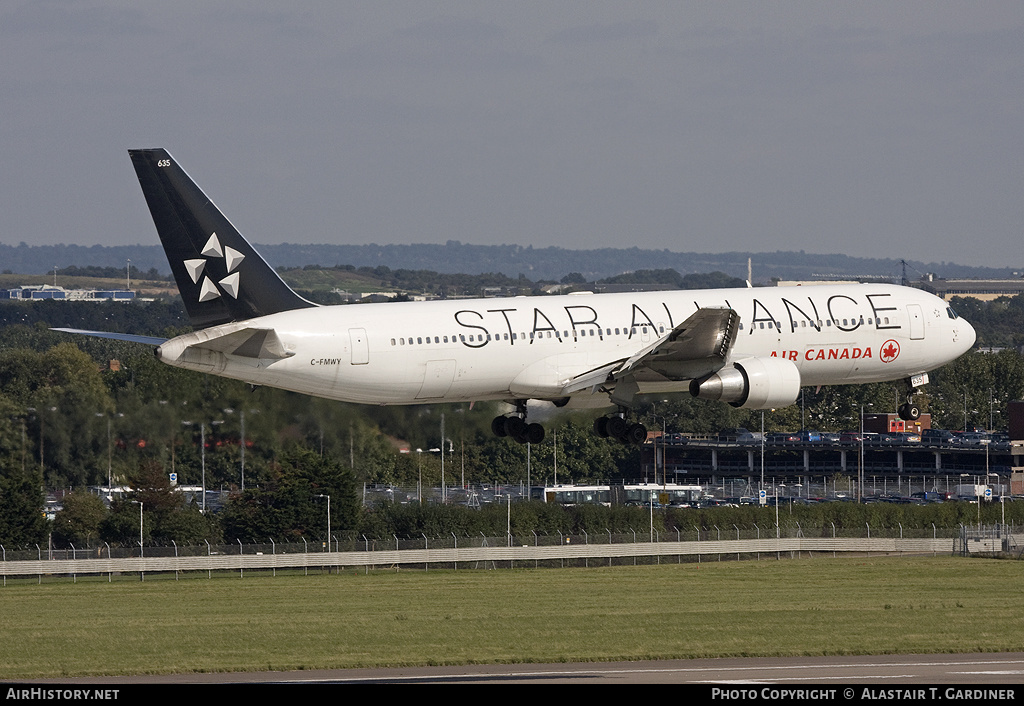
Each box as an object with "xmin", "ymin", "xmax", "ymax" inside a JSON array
[{"xmin": 129, "ymin": 149, "xmax": 316, "ymax": 329}]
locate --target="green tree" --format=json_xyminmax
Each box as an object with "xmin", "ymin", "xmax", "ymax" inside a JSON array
[
  {"xmin": 52, "ymin": 490, "xmax": 107, "ymax": 547},
  {"xmin": 0, "ymin": 473, "xmax": 47, "ymax": 546},
  {"xmin": 220, "ymin": 448, "xmax": 360, "ymax": 542}
]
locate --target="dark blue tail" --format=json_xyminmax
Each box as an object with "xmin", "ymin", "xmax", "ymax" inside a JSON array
[{"xmin": 129, "ymin": 149, "xmax": 315, "ymax": 329}]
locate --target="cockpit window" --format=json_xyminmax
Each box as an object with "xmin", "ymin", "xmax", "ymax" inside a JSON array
[{"xmin": 946, "ymin": 307, "xmax": 958, "ymax": 320}]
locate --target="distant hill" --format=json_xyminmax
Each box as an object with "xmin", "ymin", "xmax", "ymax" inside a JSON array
[{"xmin": 0, "ymin": 240, "xmax": 1016, "ymax": 284}]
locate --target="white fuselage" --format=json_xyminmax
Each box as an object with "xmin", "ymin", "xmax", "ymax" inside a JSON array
[{"xmin": 156, "ymin": 283, "xmax": 975, "ymax": 407}]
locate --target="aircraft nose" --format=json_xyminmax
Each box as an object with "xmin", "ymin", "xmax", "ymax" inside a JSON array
[{"xmin": 960, "ymin": 317, "xmax": 977, "ymax": 351}]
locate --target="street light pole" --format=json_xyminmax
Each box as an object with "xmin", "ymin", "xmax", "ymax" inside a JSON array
[
  {"xmin": 316, "ymin": 494, "xmax": 331, "ymax": 551},
  {"xmin": 440, "ymin": 413, "xmax": 445, "ymax": 503},
  {"xmin": 760, "ymin": 410, "xmax": 765, "ymax": 500},
  {"xmin": 240, "ymin": 410, "xmax": 246, "ymax": 491},
  {"xmin": 131, "ymin": 500, "xmax": 143, "ymax": 554},
  {"xmin": 964, "ymin": 390, "xmax": 967, "ymax": 431},
  {"xmin": 200, "ymin": 422, "xmax": 206, "ymax": 513},
  {"xmin": 859, "ymin": 404, "xmax": 872, "ymax": 503},
  {"xmin": 416, "ymin": 449, "xmax": 423, "ymax": 505}
]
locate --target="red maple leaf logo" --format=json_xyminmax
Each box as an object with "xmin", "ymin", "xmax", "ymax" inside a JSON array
[{"xmin": 880, "ymin": 339, "xmax": 900, "ymax": 363}]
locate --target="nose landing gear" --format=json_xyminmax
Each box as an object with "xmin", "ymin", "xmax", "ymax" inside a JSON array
[{"xmin": 898, "ymin": 379, "xmax": 922, "ymax": 421}]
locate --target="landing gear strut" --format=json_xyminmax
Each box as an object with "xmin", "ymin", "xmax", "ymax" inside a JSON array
[
  {"xmin": 492, "ymin": 401, "xmax": 545, "ymax": 445},
  {"xmin": 593, "ymin": 409, "xmax": 647, "ymax": 446},
  {"xmin": 898, "ymin": 379, "xmax": 922, "ymax": 421}
]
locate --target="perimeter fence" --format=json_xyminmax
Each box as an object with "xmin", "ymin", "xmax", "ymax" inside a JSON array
[{"xmin": 3, "ymin": 523, "xmax": 1018, "ymax": 583}]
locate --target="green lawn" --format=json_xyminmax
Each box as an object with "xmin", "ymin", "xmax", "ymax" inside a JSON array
[{"xmin": 1, "ymin": 556, "xmax": 1021, "ymax": 678}]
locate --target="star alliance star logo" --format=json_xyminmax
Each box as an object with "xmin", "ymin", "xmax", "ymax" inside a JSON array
[
  {"xmin": 879, "ymin": 339, "xmax": 900, "ymax": 363},
  {"xmin": 182, "ymin": 233, "xmax": 245, "ymax": 303}
]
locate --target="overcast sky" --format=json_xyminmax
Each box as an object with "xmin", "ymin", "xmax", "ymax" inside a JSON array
[{"xmin": 1, "ymin": 2, "xmax": 1021, "ymax": 267}]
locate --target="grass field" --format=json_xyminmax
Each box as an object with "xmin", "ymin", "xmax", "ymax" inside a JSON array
[{"xmin": 1, "ymin": 556, "xmax": 1021, "ymax": 678}]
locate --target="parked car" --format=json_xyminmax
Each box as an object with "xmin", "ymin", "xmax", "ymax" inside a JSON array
[
  {"xmin": 718, "ymin": 427, "xmax": 757, "ymax": 443},
  {"xmin": 957, "ymin": 431, "xmax": 991, "ymax": 446},
  {"xmin": 990, "ymin": 432, "xmax": 1011, "ymax": 451},
  {"xmin": 922, "ymin": 429, "xmax": 957, "ymax": 445},
  {"xmin": 766, "ymin": 431, "xmax": 800, "ymax": 444}
]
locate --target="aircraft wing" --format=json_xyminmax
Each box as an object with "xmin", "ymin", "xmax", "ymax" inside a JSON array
[
  {"xmin": 560, "ymin": 307, "xmax": 739, "ymax": 397},
  {"xmin": 616, "ymin": 307, "xmax": 739, "ymax": 382}
]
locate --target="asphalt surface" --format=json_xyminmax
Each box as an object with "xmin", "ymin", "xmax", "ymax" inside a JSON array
[{"xmin": 20, "ymin": 653, "xmax": 1024, "ymax": 685}]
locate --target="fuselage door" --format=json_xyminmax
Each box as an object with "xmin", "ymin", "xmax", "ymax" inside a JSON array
[
  {"xmin": 907, "ymin": 305, "xmax": 925, "ymax": 340},
  {"xmin": 349, "ymin": 328, "xmax": 369, "ymax": 365},
  {"xmin": 417, "ymin": 360, "xmax": 457, "ymax": 399}
]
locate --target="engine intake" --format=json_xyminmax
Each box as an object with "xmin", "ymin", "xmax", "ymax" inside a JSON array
[{"xmin": 689, "ymin": 357, "xmax": 801, "ymax": 409}]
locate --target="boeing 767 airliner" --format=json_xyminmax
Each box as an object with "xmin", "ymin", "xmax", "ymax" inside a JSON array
[{"xmin": 56, "ymin": 149, "xmax": 976, "ymax": 446}]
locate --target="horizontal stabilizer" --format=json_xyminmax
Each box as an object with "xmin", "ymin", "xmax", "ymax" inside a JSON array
[
  {"xmin": 188, "ymin": 327, "xmax": 292, "ymax": 360},
  {"xmin": 52, "ymin": 328, "xmax": 168, "ymax": 346}
]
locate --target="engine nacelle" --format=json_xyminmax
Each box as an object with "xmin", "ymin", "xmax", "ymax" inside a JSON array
[{"xmin": 689, "ymin": 357, "xmax": 801, "ymax": 409}]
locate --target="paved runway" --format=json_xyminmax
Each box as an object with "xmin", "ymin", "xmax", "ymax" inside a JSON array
[{"xmin": 32, "ymin": 652, "xmax": 1024, "ymax": 685}]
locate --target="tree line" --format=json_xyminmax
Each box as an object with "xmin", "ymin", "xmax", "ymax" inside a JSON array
[{"xmin": 1, "ymin": 292, "xmax": 1023, "ymax": 547}]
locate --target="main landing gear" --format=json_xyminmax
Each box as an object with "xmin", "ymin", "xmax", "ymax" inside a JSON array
[
  {"xmin": 593, "ymin": 410, "xmax": 648, "ymax": 446},
  {"xmin": 491, "ymin": 401, "xmax": 545, "ymax": 445}
]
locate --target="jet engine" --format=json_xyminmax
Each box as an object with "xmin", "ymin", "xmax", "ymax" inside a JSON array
[{"xmin": 689, "ymin": 357, "xmax": 801, "ymax": 409}]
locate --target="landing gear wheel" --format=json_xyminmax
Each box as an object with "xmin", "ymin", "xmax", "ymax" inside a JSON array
[
  {"xmin": 492, "ymin": 416, "xmax": 508, "ymax": 437},
  {"xmin": 626, "ymin": 422, "xmax": 648, "ymax": 446},
  {"xmin": 593, "ymin": 416, "xmax": 610, "ymax": 438},
  {"xmin": 606, "ymin": 415, "xmax": 628, "ymax": 440},
  {"xmin": 503, "ymin": 416, "xmax": 526, "ymax": 440},
  {"xmin": 525, "ymin": 423, "xmax": 545, "ymax": 444},
  {"xmin": 898, "ymin": 403, "xmax": 921, "ymax": 421}
]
